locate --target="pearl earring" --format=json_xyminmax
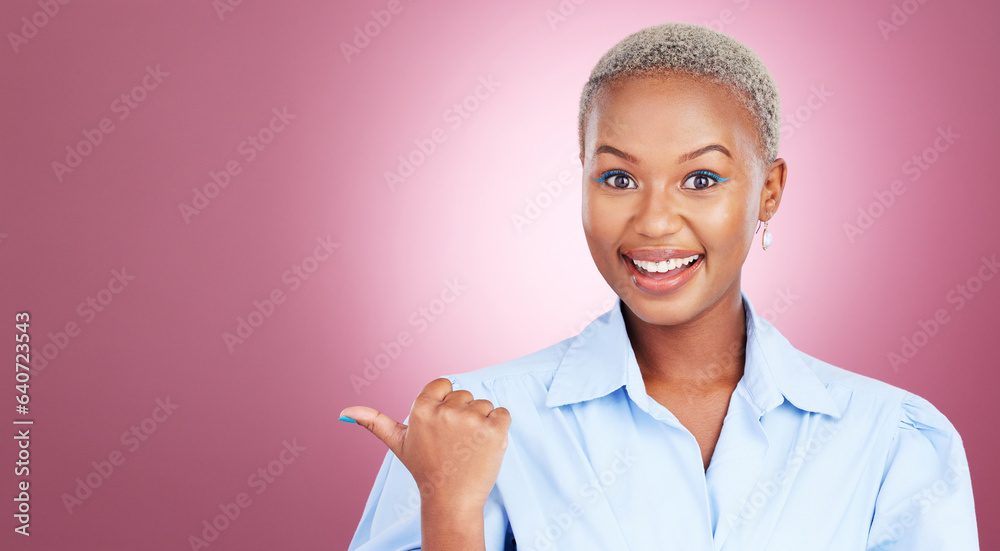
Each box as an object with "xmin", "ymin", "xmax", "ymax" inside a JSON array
[{"xmin": 761, "ymin": 216, "xmax": 772, "ymax": 251}]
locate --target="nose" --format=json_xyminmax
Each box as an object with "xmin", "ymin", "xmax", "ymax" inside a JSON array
[{"xmin": 632, "ymin": 185, "xmax": 683, "ymax": 238}]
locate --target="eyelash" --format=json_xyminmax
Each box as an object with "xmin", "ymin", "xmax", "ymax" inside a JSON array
[{"xmin": 592, "ymin": 169, "xmax": 730, "ymax": 190}]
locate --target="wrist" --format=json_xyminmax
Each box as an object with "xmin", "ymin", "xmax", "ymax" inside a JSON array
[
  {"xmin": 420, "ymin": 500, "xmax": 487, "ymax": 551},
  {"xmin": 421, "ymin": 495, "xmax": 486, "ymax": 519}
]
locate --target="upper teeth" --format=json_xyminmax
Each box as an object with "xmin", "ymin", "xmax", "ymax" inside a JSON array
[{"xmin": 631, "ymin": 254, "xmax": 699, "ymax": 273}]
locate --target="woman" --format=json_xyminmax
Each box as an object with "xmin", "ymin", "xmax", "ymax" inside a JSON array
[{"xmin": 340, "ymin": 23, "xmax": 978, "ymax": 550}]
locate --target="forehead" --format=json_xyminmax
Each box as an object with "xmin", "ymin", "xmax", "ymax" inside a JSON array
[{"xmin": 586, "ymin": 74, "xmax": 758, "ymax": 161}]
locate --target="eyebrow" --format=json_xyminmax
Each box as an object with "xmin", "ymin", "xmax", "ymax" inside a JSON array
[
  {"xmin": 678, "ymin": 144, "xmax": 732, "ymax": 164},
  {"xmin": 593, "ymin": 145, "xmax": 638, "ymax": 164},
  {"xmin": 593, "ymin": 143, "xmax": 733, "ymax": 164}
]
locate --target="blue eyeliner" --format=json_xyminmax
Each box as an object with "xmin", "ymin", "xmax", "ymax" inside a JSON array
[
  {"xmin": 690, "ymin": 169, "xmax": 729, "ymax": 182},
  {"xmin": 593, "ymin": 169, "xmax": 731, "ymax": 185},
  {"xmin": 592, "ymin": 169, "xmax": 630, "ymax": 182}
]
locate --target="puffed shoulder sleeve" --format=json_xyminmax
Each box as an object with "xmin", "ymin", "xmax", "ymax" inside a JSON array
[
  {"xmin": 866, "ymin": 392, "xmax": 979, "ymax": 550},
  {"xmin": 347, "ymin": 445, "xmax": 422, "ymax": 550},
  {"xmin": 347, "ymin": 376, "xmax": 513, "ymax": 551}
]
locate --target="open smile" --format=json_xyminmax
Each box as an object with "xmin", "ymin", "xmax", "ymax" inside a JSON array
[{"xmin": 621, "ymin": 250, "xmax": 704, "ymax": 294}]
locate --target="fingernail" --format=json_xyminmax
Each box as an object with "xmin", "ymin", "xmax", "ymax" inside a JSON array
[{"xmin": 339, "ymin": 415, "xmax": 357, "ymax": 424}]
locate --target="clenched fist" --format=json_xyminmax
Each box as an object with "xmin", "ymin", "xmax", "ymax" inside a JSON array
[{"xmin": 341, "ymin": 378, "xmax": 511, "ymax": 513}]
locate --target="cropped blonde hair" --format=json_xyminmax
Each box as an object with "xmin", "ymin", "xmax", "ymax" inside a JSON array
[{"xmin": 578, "ymin": 22, "xmax": 781, "ymax": 167}]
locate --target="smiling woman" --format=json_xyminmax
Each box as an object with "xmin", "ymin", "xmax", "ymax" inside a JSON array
[{"xmin": 340, "ymin": 22, "xmax": 979, "ymax": 551}]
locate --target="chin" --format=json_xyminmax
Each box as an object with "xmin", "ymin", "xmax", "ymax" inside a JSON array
[{"xmin": 616, "ymin": 284, "xmax": 706, "ymax": 326}]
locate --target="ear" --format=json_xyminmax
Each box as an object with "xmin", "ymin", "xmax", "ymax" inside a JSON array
[{"xmin": 759, "ymin": 158, "xmax": 787, "ymax": 222}]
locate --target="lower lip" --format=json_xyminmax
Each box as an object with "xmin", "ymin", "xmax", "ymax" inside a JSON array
[{"xmin": 623, "ymin": 254, "xmax": 703, "ymax": 294}]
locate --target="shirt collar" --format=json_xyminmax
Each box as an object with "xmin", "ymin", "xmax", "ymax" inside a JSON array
[{"xmin": 544, "ymin": 290, "xmax": 842, "ymax": 419}]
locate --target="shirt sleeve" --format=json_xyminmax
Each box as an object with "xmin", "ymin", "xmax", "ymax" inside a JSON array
[
  {"xmin": 347, "ymin": 376, "xmax": 513, "ymax": 551},
  {"xmin": 866, "ymin": 392, "xmax": 979, "ymax": 550}
]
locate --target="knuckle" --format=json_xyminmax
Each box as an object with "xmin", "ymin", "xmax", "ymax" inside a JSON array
[
  {"xmin": 450, "ymin": 389, "xmax": 474, "ymax": 401},
  {"xmin": 410, "ymin": 403, "xmax": 430, "ymax": 420},
  {"xmin": 427, "ymin": 377, "xmax": 450, "ymax": 390},
  {"xmin": 440, "ymin": 404, "xmax": 465, "ymax": 421}
]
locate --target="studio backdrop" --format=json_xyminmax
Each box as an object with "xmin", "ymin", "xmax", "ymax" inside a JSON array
[{"xmin": 1, "ymin": 0, "xmax": 996, "ymax": 549}]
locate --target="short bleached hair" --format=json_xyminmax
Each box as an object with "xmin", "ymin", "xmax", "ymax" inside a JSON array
[{"xmin": 578, "ymin": 22, "xmax": 781, "ymax": 168}]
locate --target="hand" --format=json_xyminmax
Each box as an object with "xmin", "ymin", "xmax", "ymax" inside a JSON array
[{"xmin": 341, "ymin": 378, "xmax": 511, "ymax": 512}]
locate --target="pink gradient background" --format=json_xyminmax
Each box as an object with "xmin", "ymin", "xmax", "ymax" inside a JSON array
[{"xmin": 1, "ymin": 0, "xmax": 997, "ymax": 549}]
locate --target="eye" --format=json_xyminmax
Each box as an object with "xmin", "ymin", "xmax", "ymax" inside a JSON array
[
  {"xmin": 593, "ymin": 169, "xmax": 637, "ymax": 190},
  {"xmin": 682, "ymin": 170, "xmax": 730, "ymax": 190}
]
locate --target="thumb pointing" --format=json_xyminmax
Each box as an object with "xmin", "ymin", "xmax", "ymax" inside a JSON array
[{"xmin": 340, "ymin": 406, "xmax": 407, "ymax": 458}]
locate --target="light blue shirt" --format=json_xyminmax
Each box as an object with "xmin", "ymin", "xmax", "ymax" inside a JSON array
[{"xmin": 348, "ymin": 290, "xmax": 979, "ymax": 550}]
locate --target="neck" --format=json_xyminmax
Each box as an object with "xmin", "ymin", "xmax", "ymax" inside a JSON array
[{"xmin": 622, "ymin": 283, "xmax": 747, "ymax": 388}]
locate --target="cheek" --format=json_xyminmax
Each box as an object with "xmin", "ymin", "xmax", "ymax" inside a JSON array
[
  {"xmin": 582, "ymin": 192, "xmax": 619, "ymax": 243},
  {"xmin": 696, "ymin": 194, "xmax": 754, "ymax": 252}
]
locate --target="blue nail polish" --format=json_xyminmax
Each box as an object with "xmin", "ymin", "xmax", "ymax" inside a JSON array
[{"xmin": 339, "ymin": 415, "xmax": 357, "ymax": 424}]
